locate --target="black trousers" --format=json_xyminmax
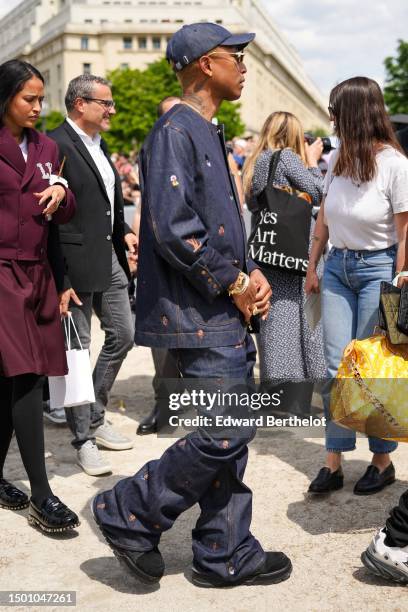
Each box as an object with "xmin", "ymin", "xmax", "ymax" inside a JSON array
[
  {"xmin": 386, "ymin": 490, "xmax": 408, "ymax": 547},
  {"xmin": 0, "ymin": 374, "xmax": 52, "ymax": 505}
]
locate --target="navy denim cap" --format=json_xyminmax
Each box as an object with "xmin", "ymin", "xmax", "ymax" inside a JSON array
[{"xmin": 166, "ymin": 22, "xmax": 255, "ymax": 71}]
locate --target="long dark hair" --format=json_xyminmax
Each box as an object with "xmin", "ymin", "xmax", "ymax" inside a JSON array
[
  {"xmin": 0, "ymin": 59, "xmax": 44, "ymax": 124},
  {"xmin": 330, "ymin": 76, "xmax": 403, "ymax": 183}
]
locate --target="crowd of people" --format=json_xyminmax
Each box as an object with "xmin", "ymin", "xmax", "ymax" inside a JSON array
[{"xmin": 1, "ymin": 20, "xmax": 408, "ymax": 589}]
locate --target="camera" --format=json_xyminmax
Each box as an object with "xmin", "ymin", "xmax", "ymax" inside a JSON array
[{"xmin": 304, "ymin": 134, "xmax": 335, "ymax": 155}]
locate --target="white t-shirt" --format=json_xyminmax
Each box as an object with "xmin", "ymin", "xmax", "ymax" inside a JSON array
[{"xmin": 323, "ymin": 146, "xmax": 408, "ymax": 250}]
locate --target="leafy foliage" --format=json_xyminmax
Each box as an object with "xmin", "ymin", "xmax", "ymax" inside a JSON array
[
  {"xmin": 104, "ymin": 59, "xmax": 245, "ymax": 152},
  {"xmin": 36, "ymin": 110, "xmax": 65, "ymax": 132},
  {"xmin": 384, "ymin": 39, "xmax": 408, "ymax": 114},
  {"xmin": 305, "ymin": 127, "xmax": 328, "ymax": 137}
]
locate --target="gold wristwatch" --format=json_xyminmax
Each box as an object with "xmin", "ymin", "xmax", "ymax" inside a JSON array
[{"xmin": 228, "ymin": 272, "xmax": 249, "ymax": 296}]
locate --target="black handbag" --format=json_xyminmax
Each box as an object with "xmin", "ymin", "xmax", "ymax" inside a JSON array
[
  {"xmin": 247, "ymin": 150, "xmax": 312, "ymax": 276},
  {"xmin": 379, "ymin": 282, "xmax": 408, "ymax": 344},
  {"xmin": 397, "ymin": 285, "xmax": 408, "ymax": 335}
]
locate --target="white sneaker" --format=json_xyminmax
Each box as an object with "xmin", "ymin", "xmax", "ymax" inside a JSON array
[
  {"xmin": 361, "ymin": 528, "xmax": 408, "ymax": 584},
  {"xmin": 93, "ymin": 421, "xmax": 133, "ymax": 451},
  {"xmin": 77, "ymin": 441, "xmax": 112, "ymax": 476},
  {"xmin": 43, "ymin": 401, "xmax": 67, "ymax": 425}
]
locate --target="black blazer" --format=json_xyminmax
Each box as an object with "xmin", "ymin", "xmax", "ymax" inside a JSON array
[{"xmin": 48, "ymin": 120, "xmax": 131, "ymax": 292}]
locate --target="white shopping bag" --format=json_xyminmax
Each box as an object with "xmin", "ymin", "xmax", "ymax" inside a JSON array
[{"xmin": 48, "ymin": 314, "xmax": 95, "ymax": 409}]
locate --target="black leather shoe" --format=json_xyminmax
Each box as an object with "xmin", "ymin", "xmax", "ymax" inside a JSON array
[
  {"xmin": 354, "ymin": 463, "xmax": 395, "ymax": 496},
  {"xmin": 0, "ymin": 478, "xmax": 29, "ymax": 510},
  {"xmin": 28, "ymin": 496, "xmax": 80, "ymax": 533},
  {"xmin": 192, "ymin": 552, "xmax": 292, "ymax": 588},
  {"xmin": 91, "ymin": 496, "xmax": 164, "ymax": 583},
  {"xmin": 137, "ymin": 408, "xmax": 158, "ymax": 436},
  {"xmin": 308, "ymin": 467, "xmax": 344, "ymax": 494}
]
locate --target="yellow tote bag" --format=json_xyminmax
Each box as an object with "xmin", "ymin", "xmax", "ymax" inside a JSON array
[{"xmin": 330, "ymin": 334, "xmax": 408, "ymax": 442}]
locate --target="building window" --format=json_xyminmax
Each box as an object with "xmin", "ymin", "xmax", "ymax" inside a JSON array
[
  {"xmin": 216, "ymin": 19, "xmax": 222, "ymax": 23},
  {"xmin": 138, "ymin": 36, "xmax": 147, "ymax": 49},
  {"xmin": 123, "ymin": 36, "xmax": 133, "ymax": 49},
  {"xmin": 83, "ymin": 63, "xmax": 91, "ymax": 74},
  {"xmin": 125, "ymin": 19, "xmax": 132, "ymax": 22},
  {"xmin": 57, "ymin": 63, "xmax": 61, "ymax": 81},
  {"xmin": 121, "ymin": 63, "xmax": 129, "ymax": 69},
  {"xmin": 81, "ymin": 36, "xmax": 89, "ymax": 50},
  {"xmin": 152, "ymin": 37, "xmax": 161, "ymax": 49},
  {"xmin": 43, "ymin": 69, "xmax": 50, "ymax": 86},
  {"xmin": 84, "ymin": 19, "xmax": 93, "ymax": 23}
]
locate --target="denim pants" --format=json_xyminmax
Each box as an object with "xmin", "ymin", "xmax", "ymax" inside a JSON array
[
  {"xmin": 150, "ymin": 347, "xmax": 181, "ymax": 414},
  {"xmin": 65, "ymin": 251, "xmax": 134, "ymax": 448},
  {"xmin": 94, "ymin": 333, "xmax": 266, "ymax": 583},
  {"xmin": 322, "ymin": 246, "xmax": 398, "ymax": 454}
]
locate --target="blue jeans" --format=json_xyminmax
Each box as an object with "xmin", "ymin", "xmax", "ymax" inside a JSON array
[
  {"xmin": 94, "ymin": 334, "xmax": 266, "ymax": 583},
  {"xmin": 322, "ymin": 246, "xmax": 398, "ymax": 454}
]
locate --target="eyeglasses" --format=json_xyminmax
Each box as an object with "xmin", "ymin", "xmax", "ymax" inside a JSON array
[
  {"xmin": 82, "ymin": 97, "xmax": 115, "ymax": 109},
  {"xmin": 207, "ymin": 50, "xmax": 246, "ymax": 64}
]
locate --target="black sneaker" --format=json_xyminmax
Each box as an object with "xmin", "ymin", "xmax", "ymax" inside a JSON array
[
  {"xmin": 192, "ymin": 552, "xmax": 292, "ymax": 588},
  {"xmin": 308, "ymin": 467, "xmax": 344, "ymax": 494},
  {"xmin": 28, "ymin": 496, "xmax": 80, "ymax": 533},
  {"xmin": 91, "ymin": 495, "xmax": 164, "ymax": 584},
  {"xmin": 0, "ymin": 479, "xmax": 29, "ymax": 510}
]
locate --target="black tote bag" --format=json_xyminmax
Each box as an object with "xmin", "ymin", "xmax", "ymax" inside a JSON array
[{"xmin": 247, "ymin": 150, "xmax": 312, "ymax": 276}]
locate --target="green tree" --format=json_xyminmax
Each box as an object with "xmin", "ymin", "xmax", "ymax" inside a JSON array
[
  {"xmin": 384, "ymin": 39, "xmax": 408, "ymax": 114},
  {"xmin": 104, "ymin": 59, "xmax": 244, "ymax": 152},
  {"xmin": 36, "ymin": 110, "xmax": 65, "ymax": 132}
]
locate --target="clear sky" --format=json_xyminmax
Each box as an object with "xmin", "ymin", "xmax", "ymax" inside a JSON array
[{"xmin": 0, "ymin": 0, "xmax": 407, "ymax": 97}]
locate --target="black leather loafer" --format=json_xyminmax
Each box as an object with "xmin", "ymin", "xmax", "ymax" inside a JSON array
[
  {"xmin": 308, "ymin": 467, "xmax": 344, "ymax": 494},
  {"xmin": 0, "ymin": 478, "xmax": 29, "ymax": 510},
  {"xmin": 354, "ymin": 463, "xmax": 395, "ymax": 496},
  {"xmin": 28, "ymin": 496, "xmax": 80, "ymax": 533},
  {"xmin": 192, "ymin": 552, "xmax": 292, "ymax": 588},
  {"xmin": 91, "ymin": 496, "xmax": 164, "ymax": 583},
  {"xmin": 136, "ymin": 408, "xmax": 158, "ymax": 436}
]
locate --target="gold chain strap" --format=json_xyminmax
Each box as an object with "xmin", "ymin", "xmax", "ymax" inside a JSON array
[{"xmin": 349, "ymin": 356, "xmax": 399, "ymax": 427}]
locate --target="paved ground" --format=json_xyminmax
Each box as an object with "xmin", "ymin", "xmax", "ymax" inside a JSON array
[{"xmin": 1, "ymin": 318, "xmax": 408, "ymax": 612}]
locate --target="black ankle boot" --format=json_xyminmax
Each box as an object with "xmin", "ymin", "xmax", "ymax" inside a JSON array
[
  {"xmin": 0, "ymin": 478, "xmax": 29, "ymax": 510},
  {"xmin": 308, "ymin": 467, "xmax": 344, "ymax": 494},
  {"xmin": 28, "ymin": 496, "xmax": 80, "ymax": 533},
  {"xmin": 137, "ymin": 407, "xmax": 159, "ymax": 435}
]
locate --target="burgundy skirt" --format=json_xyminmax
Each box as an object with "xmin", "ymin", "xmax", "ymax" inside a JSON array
[{"xmin": 0, "ymin": 259, "xmax": 67, "ymax": 377}]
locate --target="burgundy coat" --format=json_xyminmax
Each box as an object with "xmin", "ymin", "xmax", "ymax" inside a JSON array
[
  {"xmin": 0, "ymin": 125, "xmax": 76, "ymax": 260},
  {"xmin": 0, "ymin": 125, "xmax": 76, "ymax": 377}
]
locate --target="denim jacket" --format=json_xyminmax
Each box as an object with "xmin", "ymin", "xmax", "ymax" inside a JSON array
[{"xmin": 135, "ymin": 104, "xmax": 257, "ymax": 348}]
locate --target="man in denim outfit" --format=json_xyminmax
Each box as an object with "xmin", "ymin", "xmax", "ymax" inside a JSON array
[{"xmin": 92, "ymin": 22, "xmax": 292, "ymax": 587}]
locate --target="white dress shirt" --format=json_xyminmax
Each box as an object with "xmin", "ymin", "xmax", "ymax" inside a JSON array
[
  {"xmin": 66, "ymin": 117, "xmax": 115, "ymax": 227},
  {"xmin": 19, "ymin": 134, "xmax": 28, "ymax": 162}
]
